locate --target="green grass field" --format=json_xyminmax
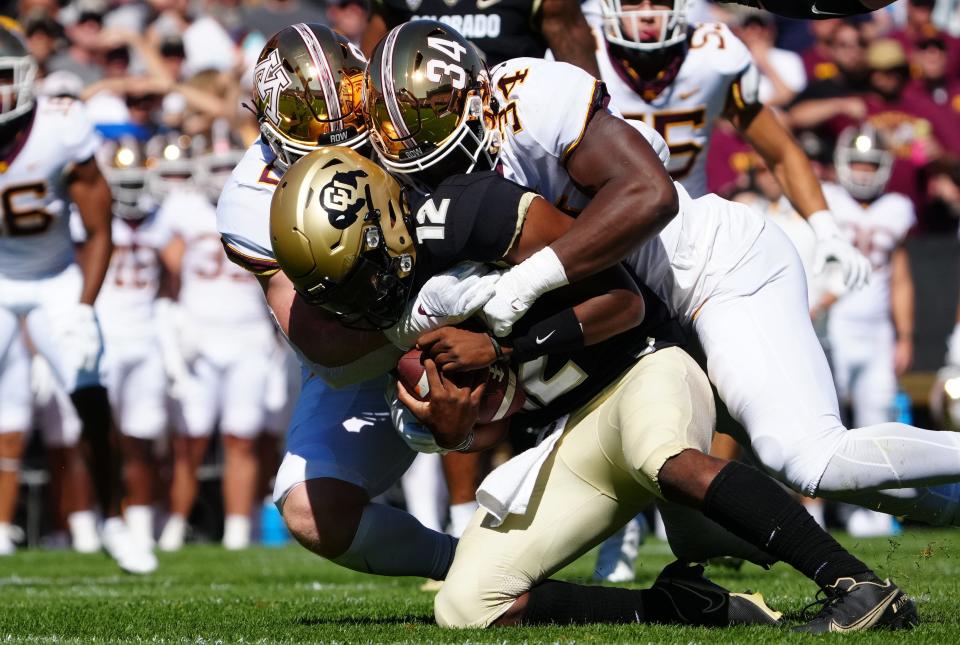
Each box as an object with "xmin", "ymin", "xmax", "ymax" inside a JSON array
[{"xmin": 1, "ymin": 530, "xmax": 958, "ymax": 644}]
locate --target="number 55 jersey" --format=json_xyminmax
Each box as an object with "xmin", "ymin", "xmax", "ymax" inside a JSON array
[
  {"xmin": 0, "ymin": 96, "xmax": 99, "ymax": 279},
  {"xmin": 594, "ymin": 22, "xmax": 758, "ymax": 198}
]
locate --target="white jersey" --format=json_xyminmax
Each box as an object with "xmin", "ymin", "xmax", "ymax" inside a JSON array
[
  {"xmin": 163, "ymin": 190, "xmax": 269, "ymax": 327},
  {"xmin": 595, "ymin": 23, "xmax": 759, "ymax": 197},
  {"xmin": 96, "ymin": 212, "xmax": 171, "ymax": 340},
  {"xmin": 0, "ymin": 97, "xmax": 100, "ymax": 279},
  {"xmin": 216, "ymin": 140, "xmax": 401, "ymax": 388},
  {"xmin": 491, "ymin": 57, "xmax": 765, "ymax": 321},
  {"xmin": 822, "ymin": 183, "xmax": 915, "ymax": 326}
]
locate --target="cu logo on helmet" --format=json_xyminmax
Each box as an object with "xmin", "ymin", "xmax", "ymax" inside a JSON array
[{"xmin": 320, "ymin": 169, "xmax": 368, "ymax": 229}]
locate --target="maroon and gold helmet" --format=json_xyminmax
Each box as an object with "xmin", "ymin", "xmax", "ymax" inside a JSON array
[
  {"xmin": 252, "ymin": 23, "xmax": 368, "ymax": 172},
  {"xmin": 364, "ymin": 20, "xmax": 499, "ymax": 191}
]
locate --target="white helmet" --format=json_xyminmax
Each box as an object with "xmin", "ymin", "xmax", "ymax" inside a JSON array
[
  {"xmin": 835, "ymin": 124, "xmax": 894, "ymax": 201},
  {"xmin": 99, "ymin": 137, "xmax": 156, "ymax": 220},
  {"xmin": 0, "ymin": 23, "xmax": 38, "ymax": 124},
  {"xmin": 598, "ymin": 0, "xmax": 690, "ymax": 53}
]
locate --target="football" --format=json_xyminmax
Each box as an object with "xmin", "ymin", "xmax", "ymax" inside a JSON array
[{"xmin": 396, "ymin": 349, "xmax": 526, "ymax": 423}]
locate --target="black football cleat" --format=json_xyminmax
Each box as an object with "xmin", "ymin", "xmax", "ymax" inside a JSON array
[
  {"xmin": 651, "ymin": 560, "xmax": 783, "ymax": 627},
  {"xmin": 794, "ymin": 576, "xmax": 919, "ymax": 633}
]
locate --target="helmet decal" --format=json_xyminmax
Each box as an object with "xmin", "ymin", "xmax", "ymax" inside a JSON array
[{"xmin": 254, "ymin": 48, "xmax": 291, "ymax": 124}]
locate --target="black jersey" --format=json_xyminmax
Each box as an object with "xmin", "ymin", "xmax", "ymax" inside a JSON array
[
  {"xmin": 372, "ymin": 0, "xmax": 546, "ymax": 66},
  {"xmin": 407, "ymin": 171, "xmax": 685, "ymax": 430}
]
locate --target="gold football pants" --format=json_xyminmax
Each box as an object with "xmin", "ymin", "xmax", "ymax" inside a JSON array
[{"xmin": 435, "ymin": 346, "xmax": 716, "ymax": 628}]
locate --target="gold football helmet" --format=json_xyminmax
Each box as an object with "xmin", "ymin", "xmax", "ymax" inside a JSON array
[
  {"xmin": 270, "ymin": 146, "xmax": 416, "ymax": 329},
  {"xmin": 364, "ymin": 20, "xmax": 498, "ymax": 191},
  {"xmin": 253, "ymin": 23, "xmax": 368, "ymax": 172}
]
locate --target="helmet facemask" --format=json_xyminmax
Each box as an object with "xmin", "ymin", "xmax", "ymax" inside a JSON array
[
  {"xmin": 599, "ymin": 0, "xmax": 689, "ymax": 53},
  {"xmin": 0, "ymin": 53, "xmax": 37, "ymax": 124},
  {"xmin": 365, "ymin": 22, "xmax": 500, "ymax": 193},
  {"xmin": 835, "ymin": 127, "xmax": 893, "ymax": 201},
  {"xmin": 253, "ymin": 23, "xmax": 369, "ymax": 173}
]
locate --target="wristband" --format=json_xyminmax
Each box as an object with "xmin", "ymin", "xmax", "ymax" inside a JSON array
[
  {"xmin": 510, "ymin": 307, "xmax": 584, "ymax": 364},
  {"xmin": 445, "ymin": 430, "xmax": 475, "ymax": 452},
  {"xmin": 807, "ymin": 210, "xmax": 840, "ymax": 240}
]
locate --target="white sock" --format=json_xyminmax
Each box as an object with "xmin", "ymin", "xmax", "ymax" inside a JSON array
[
  {"xmin": 158, "ymin": 514, "xmax": 187, "ymax": 551},
  {"xmin": 0, "ymin": 523, "xmax": 12, "ymax": 555},
  {"xmin": 222, "ymin": 514, "xmax": 251, "ymax": 550},
  {"xmin": 68, "ymin": 510, "xmax": 101, "ymax": 553},
  {"xmin": 125, "ymin": 505, "xmax": 155, "ymax": 548},
  {"xmin": 400, "ymin": 453, "xmax": 447, "ymax": 532},
  {"xmin": 447, "ymin": 501, "xmax": 478, "ymax": 538},
  {"xmin": 332, "ymin": 502, "xmax": 456, "ymax": 579}
]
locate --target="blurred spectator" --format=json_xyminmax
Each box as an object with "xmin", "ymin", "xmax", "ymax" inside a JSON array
[
  {"xmin": 241, "ymin": 0, "xmax": 327, "ymax": 41},
  {"xmin": 924, "ymin": 157, "xmax": 960, "ymax": 232},
  {"xmin": 735, "ymin": 12, "xmax": 806, "ymax": 107},
  {"xmin": 801, "ymin": 19, "xmax": 842, "ymax": 82},
  {"xmin": 47, "ymin": 2, "xmax": 106, "ymax": 84},
  {"xmin": 326, "ymin": 0, "xmax": 368, "ymax": 46},
  {"xmin": 890, "ymin": 0, "xmax": 960, "ymax": 76},
  {"xmin": 910, "ymin": 35, "xmax": 960, "ymax": 110},
  {"xmin": 23, "ymin": 11, "xmax": 60, "ymax": 71},
  {"xmin": 931, "ymin": 0, "xmax": 960, "ymax": 37}
]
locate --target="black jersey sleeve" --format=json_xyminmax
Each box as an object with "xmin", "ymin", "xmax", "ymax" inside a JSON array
[{"xmin": 409, "ymin": 171, "xmax": 537, "ymax": 266}]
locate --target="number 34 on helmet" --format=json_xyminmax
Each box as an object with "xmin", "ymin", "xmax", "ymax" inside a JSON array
[
  {"xmin": 269, "ymin": 147, "xmax": 417, "ymax": 330},
  {"xmin": 364, "ymin": 20, "xmax": 500, "ymax": 191}
]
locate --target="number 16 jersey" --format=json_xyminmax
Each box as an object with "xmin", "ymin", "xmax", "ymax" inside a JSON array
[{"xmin": 0, "ymin": 96, "xmax": 100, "ymax": 280}]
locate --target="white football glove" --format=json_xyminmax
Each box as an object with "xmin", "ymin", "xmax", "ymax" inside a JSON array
[
  {"xmin": 30, "ymin": 354, "xmax": 58, "ymax": 407},
  {"xmin": 947, "ymin": 324, "xmax": 960, "ymax": 368},
  {"xmin": 154, "ymin": 298, "xmax": 197, "ymax": 400},
  {"xmin": 386, "ymin": 379, "xmax": 445, "ymax": 454},
  {"xmin": 55, "ymin": 303, "xmax": 102, "ymax": 376},
  {"xmin": 481, "ymin": 247, "xmax": 569, "ymax": 337},
  {"xmin": 385, "ymin": 261, "xmax": 501, "ymax": 350},
  {"xmin": 809, "ymin": 210, "xmax": 871, "ymax": 291}
]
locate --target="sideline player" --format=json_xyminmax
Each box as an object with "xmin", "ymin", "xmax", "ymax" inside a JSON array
[
  {"xmin": 153, "ymin": 136, "xmax": 275, "ymax": 552},
  {"xmin": 94, "ymin": 137, "xmax": 176, "ymax": 550},
  {"xmin": 364, "ymin": 22, "xmax": 960, "ymax": 531},
  {"xmin": 269, "ymin": 149, "xmax": 916, "ymax": 633},
  {"xmin": 217, "ymin": 24, "xmax": 489, "ymax": 578},
  {"xmin": 0, "ymin": 23, "xmax": 153, "ymax": 572}
]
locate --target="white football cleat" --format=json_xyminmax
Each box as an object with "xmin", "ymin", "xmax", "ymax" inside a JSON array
[
  {"xmin": 222, "ymin": 515, "xmax": 251, "ymax": 551},
  {"xmin": 68, "ymin": 511, "xmax": 102, "ymax": 553},
  {"xmin": 158, "ymin": 515, "xmax": 187, "ymax": 552},
  {"xmin": 0, "ymin": 524, "xmax": 15, "ymax": 556},
  {"xmin": 102, "ymin": 517, "xmax": 158, "ymax": 574},
  {"xmin": 594, "ymin": 515, "xmax": 648, "ymax": 583}
]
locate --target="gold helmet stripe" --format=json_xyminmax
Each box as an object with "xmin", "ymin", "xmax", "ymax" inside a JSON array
[
  {"xmin": 292, "ymin": 23, "xmax": 342, "ymax": 123},
  {"xmin": 380, "ymin": 25, "xmax": 415, "ymax": 148}
]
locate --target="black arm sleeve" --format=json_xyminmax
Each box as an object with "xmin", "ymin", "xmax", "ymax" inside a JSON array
[
  {"xmin": 721, "ymin": 0, "xmax": 873, "ymax": 19},
  {"xmin": 409, "ymin": 171, "xmax": 536, "ymax": 266}
]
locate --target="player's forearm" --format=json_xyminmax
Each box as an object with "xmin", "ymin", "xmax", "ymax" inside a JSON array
[
  {"xmin": 571, "ymin": 267, "xmax": 645, "ymax": 345},
  {"xmin": 75, "ymin": 228, "xmax": 112, "ymax": 305},
  {"xmin": 260, "ymin": 272, "xmax": 388, "ymax": 367},
  {"xmin": 552, "ymin": 181, "xmax": 676, "ymax": 282},
  {"xmin": 891, "ymin": 248, "xmax": 915, "ymax": 340},
  {"xmin": 771, "ymin": 145, "xmax": 829, "ymax": 218}
]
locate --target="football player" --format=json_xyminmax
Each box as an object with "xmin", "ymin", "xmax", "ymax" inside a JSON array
[
  {"xmin": 364, "ymin": 22, "xmax": 960, "ymax": 548},
  {"xmin": 591, "ymin": 0, "xmax": 870, "ymax": 288},
  {"xmin": 153, "ymin": 134, "xmax": 276, "ymax": 552},
  {"xmin": 0, "ymin": 23, "xmax": 153, "ymax": 573},
  {"xmin": 823, "ymin": 126, "xmax": 917, "ymax": 536},
  {"xmin": 269, "ymin": 148, "xmax": 917, "ymax": 632},
  {"xmin": 93, "ymin": 137, "xmax": 176, "ymax": 553},
  {"xmin": 216, "ymin": 24, "xmax": 491, "ymax": 578}
]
